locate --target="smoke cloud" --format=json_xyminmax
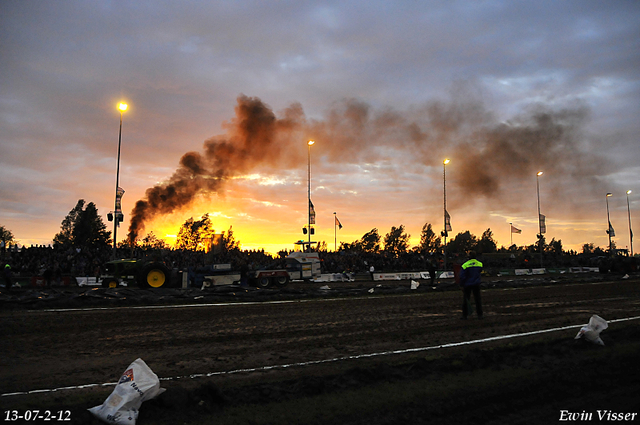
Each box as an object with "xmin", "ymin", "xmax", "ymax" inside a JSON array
[
  {"xmin": 127, "ymin": 95, "xmax": 305, "ymax": 243},
  {"xmin": 128, "ymin": 92, "xmax": 612, "ymax": 243}
]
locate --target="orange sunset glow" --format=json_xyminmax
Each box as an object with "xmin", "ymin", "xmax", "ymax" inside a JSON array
[{"xmin": 1, "ymin": 2, "xmax": 638, "ymax": 255}]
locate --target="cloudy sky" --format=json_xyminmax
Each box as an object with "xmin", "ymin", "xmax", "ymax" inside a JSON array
[{"xmin": 1, "ymin": 0, "xmax": 639, "ymax": 254}]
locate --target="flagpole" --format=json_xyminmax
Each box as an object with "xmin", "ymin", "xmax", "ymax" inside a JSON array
[
  {"xmin": 334, "ymin": 212, "xmax": 337, "ymax": 252},
  {"xmin": 536, "ymin": 171, "xmax": 543, "ymax": 267},
  {"xmin": 307, "ymin": 140, "xmax": 314, "ymax": 253},
  {"xmin": 510, "ymin": 222, "xmax": 513, "ymax": 246},
  {"xmin": 606, "ymin": 193, "xmax": 613, "ymax": 253}
]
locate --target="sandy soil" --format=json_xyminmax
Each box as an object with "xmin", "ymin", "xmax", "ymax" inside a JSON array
[{"xmin": 1, "ymin": 274, "xmax": 638, "ymax": 424}]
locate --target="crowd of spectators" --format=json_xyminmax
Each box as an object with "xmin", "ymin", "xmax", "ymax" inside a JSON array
[
  {"xmin": 3, "ymin": 241, "xmax": 614, "ymax": 284},
  {"xmin": 1, "ymin": 244, "xmax": 104, "ymax": 281},
  {"xmin": 1, "ymin": 243, "xmax": 442, "ymax": 282}
]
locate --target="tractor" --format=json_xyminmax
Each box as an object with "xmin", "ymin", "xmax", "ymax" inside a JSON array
[{"xmin": 100, "ymin": 259, "xmax": 174, "ymax": 288}]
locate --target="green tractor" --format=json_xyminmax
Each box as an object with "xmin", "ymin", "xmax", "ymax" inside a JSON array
[{"xmin": 100, "ymin": 259, "xmax": 174, "ymax": 289}]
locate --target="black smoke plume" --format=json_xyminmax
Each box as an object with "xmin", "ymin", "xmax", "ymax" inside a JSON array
[
  {"xmin": 127, "ymin": 95, "xmax": 304, "ymax": 243},
  {"xmin": 128, "ymin": 91, "xmax": 612, "ymax": 243}
]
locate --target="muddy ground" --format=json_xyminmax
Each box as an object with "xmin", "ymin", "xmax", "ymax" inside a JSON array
[{"xmin": 1, "ymin": 274, "xmax": 639, "ymax": 424}]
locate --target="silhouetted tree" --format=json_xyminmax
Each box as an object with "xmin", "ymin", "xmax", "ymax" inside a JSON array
[
  {"xmin": 53, "ymin": 199, "xmax": 111, "ymax": 250},
  {"xmin": 447, "ymin": 231, "xmax": 478, "ymax": 255},
  {"xmin": 223, "ymin": 226, "xmax": 241, "ymax": 251},
  {"xmin": 417, "ymin": 223, "xmax": 441, "ymax": 254},
  {"xmin": 582, "ymin": 243, "xmax": 595, "ymax": 255},
  {"xmin": 384, "ymin": 225, "xmax": 410, "ymax": 257},
  {"xmin": 359, "ymin": 228, "xmax": 381, "ymax": 253},
  {"xmin": 0, "ymin": 225, "xmax": 16, "ymax": 246},
  {"xmin": 140, "ymin": 231, "xmax": 169, "ymax": 250},
  {"xmin": 176, "ymin": 214, "xmax": 215, "ymax": 251},
  {"xmin": 476, "ymin": 228, "xmax": 497, "ymax": 254}
]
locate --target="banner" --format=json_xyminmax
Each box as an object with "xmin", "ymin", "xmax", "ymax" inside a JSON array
[
  {"xmin": 445, "ymin": 210, "xmax": 452, "ymax": 232},
  {"xmin": 607, "ymin": 222, "xmax": 615, "ymax": 237},
  {"xmin": 309, "ymin": 200, "xmax": 316, "ymax": 224},
  {"xmin": 539, "ymin": 214, "xmax": 546, "ymax": 234},
  {"xmin": 115, "ymin": 187, "xmax": 125, "ymax": 227},
  {"xmin": 115, "ymin": 187, "xmax": 125, "ymax": 213}
]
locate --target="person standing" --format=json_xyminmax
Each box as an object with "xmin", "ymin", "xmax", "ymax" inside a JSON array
[
  {"xmin": 427, "ymin": 258, "xmax": 437, "ymax": 286},
  {"xmin": 459, "ymin": 251, "xmax": 483, "ymax": 319},
  {"xmin": 3, "ymin": 264, "xmax": 13, "ymax": 290}
]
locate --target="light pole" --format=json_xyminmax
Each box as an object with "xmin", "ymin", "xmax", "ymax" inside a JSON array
[
  {"xmin": 442, "ymin": 159, "xmax": 450, "ymax": 271},
  {"xmin": 307, "ymin": 140, "xmax": 314, "ymax": 252},
  {"xmin": 536, "ymin": 171, "xmax": 544, "ymax": 267},
  {"xmin": 113, "ymin": 102, "xmax": 127, "ymax": 259},
  {"xmin": 606, "ymin": 192, "xmax": 613, "ymax": 253},
  {"xmin": 627, "ymin": 190, "xmax": 633, "ymax": 256}
]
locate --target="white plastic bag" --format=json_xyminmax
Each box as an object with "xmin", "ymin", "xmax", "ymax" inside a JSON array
[
  {"xmin": 89, "ymin": 358, "xmax": 165, "ymax": 424},
  {"xmin": 574, "ymin": 315, "xmax": 608, "ymax": 346}
]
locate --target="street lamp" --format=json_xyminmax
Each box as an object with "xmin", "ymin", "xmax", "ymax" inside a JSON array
[
  {"xmin": 442, "ymin": 159, "xmax": 450, "ymax": 271},
  {"xmin": 307, "ymin": 140, "xmax": 315, "ymax": 252},
  {"xmin": 606, "ymin": 193, "xmax": 613, "ymax": 253},
  {"xmin": 627, "ymin": 190, "xmax": 633, "ymax": 256},
  {"xmin": 112, "ymin": 102, "xmax": 127, "ymax": 259},
  {"xmin": 536, "ymin": 171, "xmax": 544, "ymax": 267}
]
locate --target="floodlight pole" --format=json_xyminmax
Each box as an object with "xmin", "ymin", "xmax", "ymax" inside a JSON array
[
  {"xmin": 443, "ymin": 159, "xmax": 449, "ymax": 271},
  {"xmin": 606, "ymin": 193, "xmax": 613, "ymax": 253},
  {"xmin": 112, "ymin": 103, "xmax": 127, "ymax": 259},
  {"xmin": 627, "ymin": 190, "xmax": 633, "ymax": 256},
  {"xmin": 307, "ymin": 140, "xmax": 314, "ymax": 252}
]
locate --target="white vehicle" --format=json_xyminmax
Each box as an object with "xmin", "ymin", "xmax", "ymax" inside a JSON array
[{"xmin": 285, "ymin": 251, "xmax": 322, "ymax": 281}]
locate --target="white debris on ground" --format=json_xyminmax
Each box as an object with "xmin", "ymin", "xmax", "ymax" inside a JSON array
[
  {"xmin": 89, "ymin": 358, "xmax": 165, "ymax": 425},
  {"xmin": 575, "ymin": 315, "xmax": 608, "ymax": 346}
]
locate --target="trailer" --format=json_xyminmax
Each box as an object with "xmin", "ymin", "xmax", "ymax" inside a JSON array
[{"xmin": 100, "ymin": 250, "xmax": 322, "ymax": 289}]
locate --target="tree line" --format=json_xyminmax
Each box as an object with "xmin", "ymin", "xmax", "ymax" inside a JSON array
[{"xmin": 0, "ymin": 199, "xmax": 615, "ymax": 260}]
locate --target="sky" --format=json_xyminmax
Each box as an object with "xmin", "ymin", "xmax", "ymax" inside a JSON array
[{"xmin": 1, "ymin": 0, "xmax": 639, "ymax": 255}]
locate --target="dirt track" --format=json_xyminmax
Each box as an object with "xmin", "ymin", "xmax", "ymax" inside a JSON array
[{"xmin": 1, "ymin": 275, "xmax": 639, "ymax": 424}]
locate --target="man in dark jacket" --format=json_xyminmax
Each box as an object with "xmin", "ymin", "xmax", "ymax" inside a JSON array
[
  {"xmin": 3, "ymin": 264, "xmax": 13, "ymax": 290},
  {"xmin": 459, "ymin": 251, "xmax": 483, "ymax": 319}
]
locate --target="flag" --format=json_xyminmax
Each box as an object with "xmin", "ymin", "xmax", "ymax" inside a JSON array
[
  {"xmin": 115, "ymin": 187, "xmax": 125, "ymax": 212},
  {"xmin": 607, "ymin": 222, "xmax": 615, "ymax": 237},
  {"xmin": 335, "ymin": 216, "xmax": 343, "ymax": 229},
  {"xmin": 444, "ymin": 210, "xmax": 452, "ymax": 232},
  {"xmin": 309, "ymin": 200, "xmax": 316, "ymax": 224},
  {"xmin": 539, "ymin": 214, "xmax": 546, "ymax": 234},
  {"xmin": 511, "ymin": 225, "xmax": 522, "ymax": 234},
  {"xmin": 115, "ymin": 187, "xmax": 125, "ymax": 227}
]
